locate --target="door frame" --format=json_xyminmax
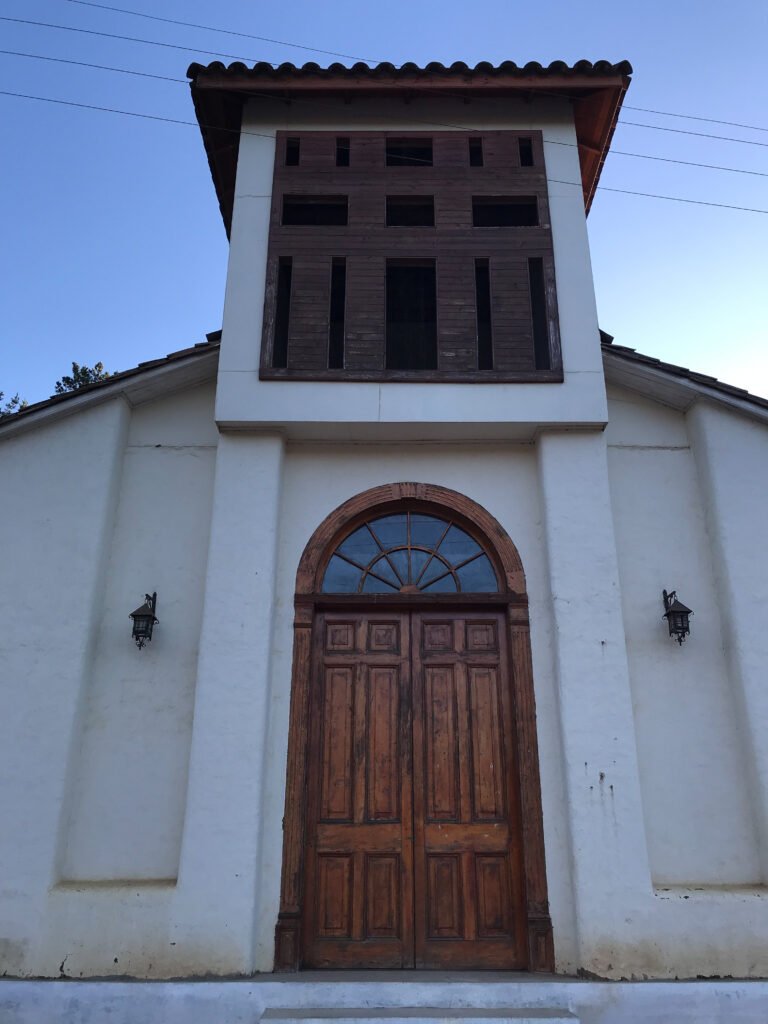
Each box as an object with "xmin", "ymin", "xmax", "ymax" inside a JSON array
[{"xmin": 274, "ymin": 482, "xmax": 554, "ymax": 972}]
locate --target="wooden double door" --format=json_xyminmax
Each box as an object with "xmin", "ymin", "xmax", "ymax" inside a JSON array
[{"xmin": 302, "ymin": 609, "xmax": 528, "ymax": 969}]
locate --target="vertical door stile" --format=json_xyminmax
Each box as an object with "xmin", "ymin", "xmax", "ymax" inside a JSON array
[
  {"xmin": 300, "ymin": 612, "xmax": 327, "ymax": 958},
  {"xmin": 400, "ymin": 611, "xmax": 416, "ymax": 967},
  {"xmin": 497, "ymin": 614, "xmax": 529, "ymax": 958},
  {"xmin": 410, "ymin": 611, "xmax": 428, "ymax": 967},
  {"xmin": 455, "ymin": 642, "xmax": 479, "ymax": 945},
  {"xmin": 351, "ymin": 656, "xmax": 367, "ymax": 944}
]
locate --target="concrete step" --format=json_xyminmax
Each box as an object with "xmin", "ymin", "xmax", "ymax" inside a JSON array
[{"xmin": 261, "ymin": 1010, "xmax": 578, "ymax": 1024}]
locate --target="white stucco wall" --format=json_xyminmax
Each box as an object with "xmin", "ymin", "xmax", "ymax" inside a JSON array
[
  {"xmin": 61, "ymin": 384, "xmax": 218, "ymax": 882},
  {"xmin": 2, "ymin": 384, "xmax": 768, "ymax": 980},
  {"xmin": 0, "ymin": 400, "xmax": 129, "ymax": 976},
  {"xmin": 0, "ymin": 383, "xmax": 218, "ymax": 978},
  {"xmin": 215, "ymin": 94, "xmax": 607, "ymax": 438},
  {"xmin": 599, "ymin": 386, "xmax": 768, "ymax": 977},
  {"xmin": 688, "ymin": 401, "xmax": 768, "ymax": 881},
  {"xmin": 606, "ymin": 386, "xmax": 761, "ymax": 886}
]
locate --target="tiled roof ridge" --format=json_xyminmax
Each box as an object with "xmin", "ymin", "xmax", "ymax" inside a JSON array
[
  {"xmin": 0, "ymin": 331, "xmax": 221, "ymax": 427},
  {"xmin": 187, "ymin": 58, "xmax": 633, "ymax": 78}
]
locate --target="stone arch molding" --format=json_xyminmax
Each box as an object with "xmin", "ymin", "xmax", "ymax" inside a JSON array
[{"xmin": 275, "ymin": 481, "xmax": 553, "ymax": 973}]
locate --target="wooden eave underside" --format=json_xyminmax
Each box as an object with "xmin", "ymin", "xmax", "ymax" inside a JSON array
[
  {"xmin": 0, "ymin": 346, "xmax": 220, "ymax": 440},
  {"xmin": 190, "ymin": 71, "xmax": 630, "ymax": 236},
  {"xmin": 603, "ymin": 348, "xmax": 768, "ymax": 426}
]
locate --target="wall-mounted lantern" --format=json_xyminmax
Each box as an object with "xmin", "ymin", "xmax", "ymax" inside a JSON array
[
  {"xmin": 662, "ymin": 589, "xmax": 692, "ymax": 645},
  {"xmin": 129, "ymin": 592, "xmax": 158, "ymax": 649}
]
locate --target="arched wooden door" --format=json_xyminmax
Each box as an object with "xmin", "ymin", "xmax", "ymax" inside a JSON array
[{"xmin": 275, "ymin": 484, "xmax": 553, "ymax": 973}]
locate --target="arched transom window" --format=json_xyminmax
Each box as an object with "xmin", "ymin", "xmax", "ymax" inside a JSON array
[{"xmin": 321, "ymin": 511, "xmax": 499, "ymax": 594}]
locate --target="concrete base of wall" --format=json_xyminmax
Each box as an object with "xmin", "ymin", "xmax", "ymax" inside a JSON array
[{"xmin": 2, "ymin": 974, "xmax": 767, "ymax": 1024}]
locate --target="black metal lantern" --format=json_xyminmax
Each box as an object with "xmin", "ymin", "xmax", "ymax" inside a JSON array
[
  {"xmin": 129, "ymin": 592, "xmax": 158, "ymax": 649},
  {"xmin": 662, "ymin": 589, "xmax": 692, "ymax": 645}
]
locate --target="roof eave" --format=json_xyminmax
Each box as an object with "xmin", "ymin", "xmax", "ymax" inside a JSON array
[
  {"xmin": 603, "ymin": 347, "xmax": 768, "ymax": 426},
  {"xmin": 189, "ymin": 64, "xmax": 631, "ymax": 233},
  {"xmin": 0, "ymin": 341, "xmax": 220, "ymax": 440}
]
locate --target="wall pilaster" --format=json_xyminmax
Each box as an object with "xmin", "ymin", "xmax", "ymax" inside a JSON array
[
  {"xmin": 536, "ymin": 430, "xmax": 651, "ymax": 973},
  {"xmin": 172, "ymin": 432, "xmax": 285, "ymax": 973}
]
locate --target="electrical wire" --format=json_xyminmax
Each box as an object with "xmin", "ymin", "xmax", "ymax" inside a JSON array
[
  {"xmin": 3, "ymin": 49, "xmax": 768, "ymax": 182},
  {"xmin": 623, "ymin": 105, "xmax": 768, "ymax": 135},
  {"xmin": 548, "ymin": 178, "xmax": 768, "ymax": 214},
  {"xmin": 54, "ymin": 0, "xmax": 768, "ymax": 137},
  {"xmin": 548, "ymin": 137, "xmax": 768, "ymax": 179},
  {"xmin": 2, "ymin": 87, "xmax": 767, "ymax": 215},
  {"xmin": 59, "ymin": 0, "xmax": 380, "ymax": 64},
  {"xmin": 0, "ymin": 47, "xmax": 185, "ymax": 83},
  {"xmin": 619, "ymin": 120, "xmax": 768, "ymax": 149},
  {"xmin": 5, "ymin": 16, "xmax": 768, "ymax": 155},
  {"xmin": 0, "ymin": 15, "xmax": 266, "ymax": 65},
  {"xmin": 0, "ymin": 87, "xmax": 276, "ymax": 141}
]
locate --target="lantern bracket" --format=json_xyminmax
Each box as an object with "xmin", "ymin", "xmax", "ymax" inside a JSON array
[
  {"xmin": 129, "ymin": 591, "xmax": 159, "ymax": 650},
  {"xmin": 662, "ymin": 589, "xmax": 693, "ymax": 645}
]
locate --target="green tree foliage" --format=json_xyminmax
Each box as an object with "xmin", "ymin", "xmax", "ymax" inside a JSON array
[
  {"xmin": 0, "ymin": 391, "xmax": 27, "ymax": 417},
  {"xmin": 54, "ymin": 362, "xmax": 112, "ymax": 394},
  {"xmin": 1, "ymin": 362, "xmax": 113, "ymax": 419}
]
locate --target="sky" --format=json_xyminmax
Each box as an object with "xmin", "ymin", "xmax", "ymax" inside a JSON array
[{"xmin": 1, "ymin": 0, "xmax": 767, "ymax": 405}]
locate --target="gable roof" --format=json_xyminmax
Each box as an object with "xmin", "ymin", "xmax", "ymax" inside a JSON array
[
  {"xmin": 0, "ymin": 332, "xmax": 221, "ymax": 438},
  {"xmin": 601, "ymin": 331, "xmax": 768, "ymax": 423},
  {"xmin": 187, "ymin": 58, "xmax": 632, "ymax": 235},
  {"xmin": 4, "ymin": 329, "xmax": 765, "ymax": 437}
]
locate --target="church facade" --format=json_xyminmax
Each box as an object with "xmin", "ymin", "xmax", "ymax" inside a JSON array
[{"xmin": 2, "ymin": 59, "xmax": 768, "ymax": 1021}]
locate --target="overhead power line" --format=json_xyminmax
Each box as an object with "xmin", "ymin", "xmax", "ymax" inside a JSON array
[
  {"xmin": 619, "ymin": 120, "xmax": 768, "ymax": 149},
  {"xmin": 59, "ymin": 0, "xmax": 379, "ymax": 64},
  {"xmin": 0, "ymin": 15, "xmax": 266, "ymax": 65},
  {"xmin": 0, "ymin": 86, "xmax": 273, "ymax": 140},
  {"xmin": 3, "ymin": 47, "xmax": 768, "ymax": 182},
  {"xmin": 547, "ymin": 137, "xmax": 768, "ymax": 179},
  {"xmin": 623, "ymin": 105, "xmax": 768, "ymax": 135},
  {"xmin": 6, "ymin": 16, "xmax": 768, "ymax": 157},
  {"xmin": 0, "ymin": 47, "xmax": 184, "ymax": 83},
  {"xmin": 548, "ymin": 178, "xmax": 768, "ymax": 215},
  {"xmin": 54, "ymin": 0, "xmax": 768, "ymax": 137},
  {"xmin": 2, "ymin": 87, "xmax": 767, "ymax": 215}
]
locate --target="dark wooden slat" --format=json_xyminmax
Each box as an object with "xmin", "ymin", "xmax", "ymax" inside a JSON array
[
  {"xmin": 287, "ymin": 257, "xmax": 330, "ymax": 370},
  {"xmin": 261, "ymin": 368, "xmax": 563, "ymax": 383},
  {"xmin": 263, "ymin": 129, "xmax": 561, "ymax": 378}
]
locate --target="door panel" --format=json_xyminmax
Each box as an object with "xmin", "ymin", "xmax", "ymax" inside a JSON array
[
  {"xmin": 412, "ymin": 612, "xmax": 527, "ymax": 969},
  {"xmin": 302, "ymin": 609, "xmax": 526, "ymax": 970},
  {"xmin": 319, "ymin": 666, "xmax": 355, "ymax": 820},
  {"xmin": 303, "ymin": 612, "xmax": 414, "ymax": 967},
  {"xmin": 423, "ymin": 664, "xmax": 460, "ymax": 820}
]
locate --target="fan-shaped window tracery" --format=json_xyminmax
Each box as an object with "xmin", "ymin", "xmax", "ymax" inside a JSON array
[{"xmin": 321, "ymin": 511, "xmax": 499, "ymax": 594}]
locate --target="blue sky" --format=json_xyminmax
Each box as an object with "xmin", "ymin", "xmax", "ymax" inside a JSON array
[{"xmin": 1, "ymin": 0, "xmax": 766, "ymax": 404}]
